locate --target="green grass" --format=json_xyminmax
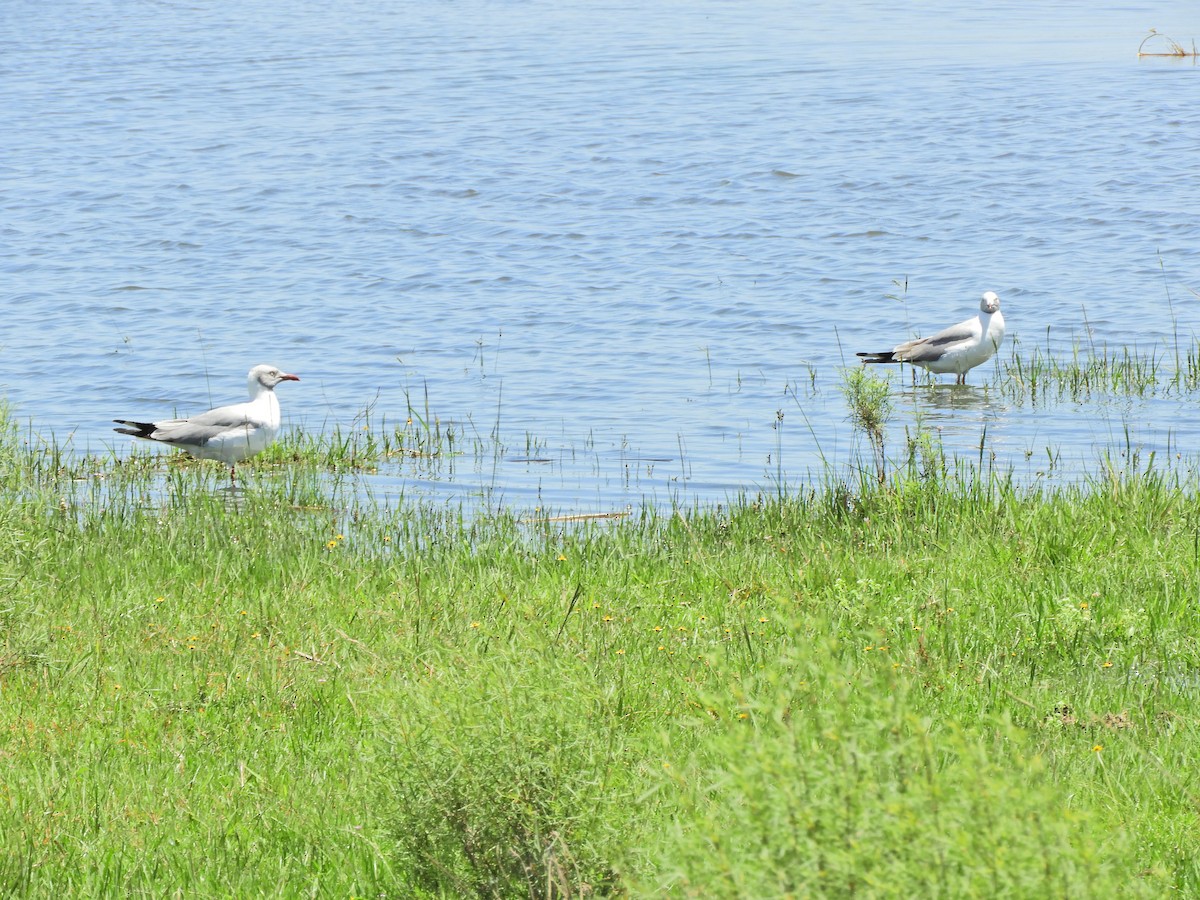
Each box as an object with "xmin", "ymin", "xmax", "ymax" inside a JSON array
[
  {"xmin": 260, "ymin": 391, "xmax": 473, "ymax": 473},
  {"xmin": 4, "ymin": 405, "xmax": 1200, "ymax": 896},
  {"xmin": 841, "ymin": 367, "xmax": 892, "ymax": 485},
  {"xmin": 998, "ymin": 335, "xmax": 1200, "ymax": 403}
]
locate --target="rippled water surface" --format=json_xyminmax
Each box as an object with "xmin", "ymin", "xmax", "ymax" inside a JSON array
[{"xmin": 3, "ymin": 0, "xmax": 1199, "ymax": 511}]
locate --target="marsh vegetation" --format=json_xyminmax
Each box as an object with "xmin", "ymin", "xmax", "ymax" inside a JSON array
[{"xmin": 5, "ymin": 345, "xmax": 1200, "ymax": 896}]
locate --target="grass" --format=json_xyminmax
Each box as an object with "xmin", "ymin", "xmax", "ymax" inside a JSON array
[
  {"xmin": 841, "ymin": 367, "xmax": 892, "ymax": 484},
  {"xmin": 1001, "ymin": 342, "xmax": 1164, "ymax": 402},
  {"xmin": 260, "ymin": 388, "xmax": 473, "ymax": 473},
  {"xmin": 998, "ymin": 334, "xmax": 1200, "ymax": 403},
  {"xmin": 6, "ymin": 395, "xmax": 1200, "ymax": 896}
]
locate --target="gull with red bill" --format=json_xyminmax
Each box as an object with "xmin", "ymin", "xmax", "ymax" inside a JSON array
[
  {"xmin": 856, "ymin": 291, "xmax": 1006, "ymax": 385},
  {"xmin": 114, "ymin": 364, "xmax": 300, "ymax": 481}
]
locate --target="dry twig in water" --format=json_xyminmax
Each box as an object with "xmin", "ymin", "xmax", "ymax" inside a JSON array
[{"xmin": 1138, "ymin": 29, "xmax": 1198, "ymax": 58}]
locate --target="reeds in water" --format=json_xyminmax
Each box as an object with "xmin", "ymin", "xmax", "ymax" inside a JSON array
[{"xmin": 1000, "ymin": 335, "xmax": 1200, "ymax": 404}]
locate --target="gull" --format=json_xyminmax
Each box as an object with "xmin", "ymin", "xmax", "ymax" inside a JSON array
[
  {"xmin": 114, "ymin": 364, "xmax": 300, "ymax": 481},
  {"xmin": 856, "ymin": 291, "xmax": 1006, "ymax": 385}
]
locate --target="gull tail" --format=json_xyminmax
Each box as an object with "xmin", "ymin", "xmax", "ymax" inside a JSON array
[
  {"xmin": 113, "ymin": 419, "xmax": 156, "ymax": 438},
  {"xmin": 856, "ymin": 351, "xmax": 899, "ymax": 365}
]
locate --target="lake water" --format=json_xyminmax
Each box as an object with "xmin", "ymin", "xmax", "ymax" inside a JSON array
[{"xmin": 3, "ymin": 0, "xmax": 1199, "ymax": 513}]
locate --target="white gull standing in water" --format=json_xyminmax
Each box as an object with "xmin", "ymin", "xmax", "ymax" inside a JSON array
[
  {"xmin": 114, "ymin": 364, "xmax": 300, "ymax": 481},
  {"xmin": 856, "ymin": 291, "xmax": 1006, "ymax": 385}
]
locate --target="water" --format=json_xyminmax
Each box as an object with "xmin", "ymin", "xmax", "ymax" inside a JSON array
[{"xmin": 3, "ymin": 0, "xmax": 1199, "ymax": 512}]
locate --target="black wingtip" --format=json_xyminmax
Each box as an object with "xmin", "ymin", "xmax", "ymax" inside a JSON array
[
  {"xmin": 113, "ymin": 419, "xmax": 155, "ymax": 438},
  {"xmin": 855, "ymin": 352, "xmax": 897, "ymax": 364}
]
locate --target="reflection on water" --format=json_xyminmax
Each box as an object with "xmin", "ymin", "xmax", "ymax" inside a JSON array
[{"xmin": 908, "ymin": 383, "xmax": 1005, "ymax": 415}]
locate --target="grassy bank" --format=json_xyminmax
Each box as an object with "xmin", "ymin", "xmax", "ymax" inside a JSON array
[{"xmin": 2, "ymin": 409, "xmax": 1199, "ymax": 897}]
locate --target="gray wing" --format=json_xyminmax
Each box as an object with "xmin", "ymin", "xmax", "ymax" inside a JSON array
[
  {"xmin": 893, "ymin": 318, "xmax": 979, "ymax": 362},
  {"xmin": 148, "ymin": 404, "xmax": 257, "ymax": 446}
]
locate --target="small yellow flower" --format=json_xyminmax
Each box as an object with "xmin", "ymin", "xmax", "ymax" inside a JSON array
[
  {"xmin": 556, "ymin": 553, "xmax": 567, "ymax": 561},
  {"xmin": 336, "ymin": 534, "xmax": 345, "ymax": 541},
  {"xmin": 653, "ymin": 626, "xmax": 663, "ymax": 633},
  {"xmin": 155, "ymin": 596, "xmax": 166, "ymax": 604},
  {"xmin": 699, "ymin": 615, "xmax": 707, "ymax": 622},
  {"xmin": 239, "ymin": 610, "xmax": 247, "ymax": 616},
  {"xmin": 737, "ymin": 712, "xmax": 748, "ymax": 720},
  {"xmin": 470, "ymin": 621, "xmax": 481, "ymax": 629},
  {"xmin": 758, "ymin": 616, "xmax": 767, "ymax": 623},
  {"xmin": 326, "ymin": 540, "xmax": 337, "ymax": 550},
  {"xmin": 1102, "ymin": 661, "xmax": 1114, "ymax": 668},
  {"xmin": 616, "ymin": 649, "xmax": 625, "ymax": 655},
  {"xmin": 602, "ymin": 615, "xmax": 613, "ymax": 622},
  {"xmin": 1092, "ymin": 744, "xmax": 1103, "ymax": 753},
  {"xmin": 1080, "ymin": 601, "xmax": 1089, "ymax": 610}
]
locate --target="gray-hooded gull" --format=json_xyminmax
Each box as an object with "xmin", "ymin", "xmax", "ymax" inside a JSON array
[
  {"xmin": 114, "ymin": 364, "xmax": 300, "ymax": 480},
  {"xmin": 856, "ymin": 291, "xmax": 1006, "ymax": 385}
]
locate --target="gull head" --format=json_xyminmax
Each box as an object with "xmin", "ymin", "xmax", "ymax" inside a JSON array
[
  {"xmin": 980, "ymin": 291, "xmax": 1001, "ymax": 314},
  {"xmin": 249, "ymin": 364, "xmax": 301, "ymax": 391}
]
